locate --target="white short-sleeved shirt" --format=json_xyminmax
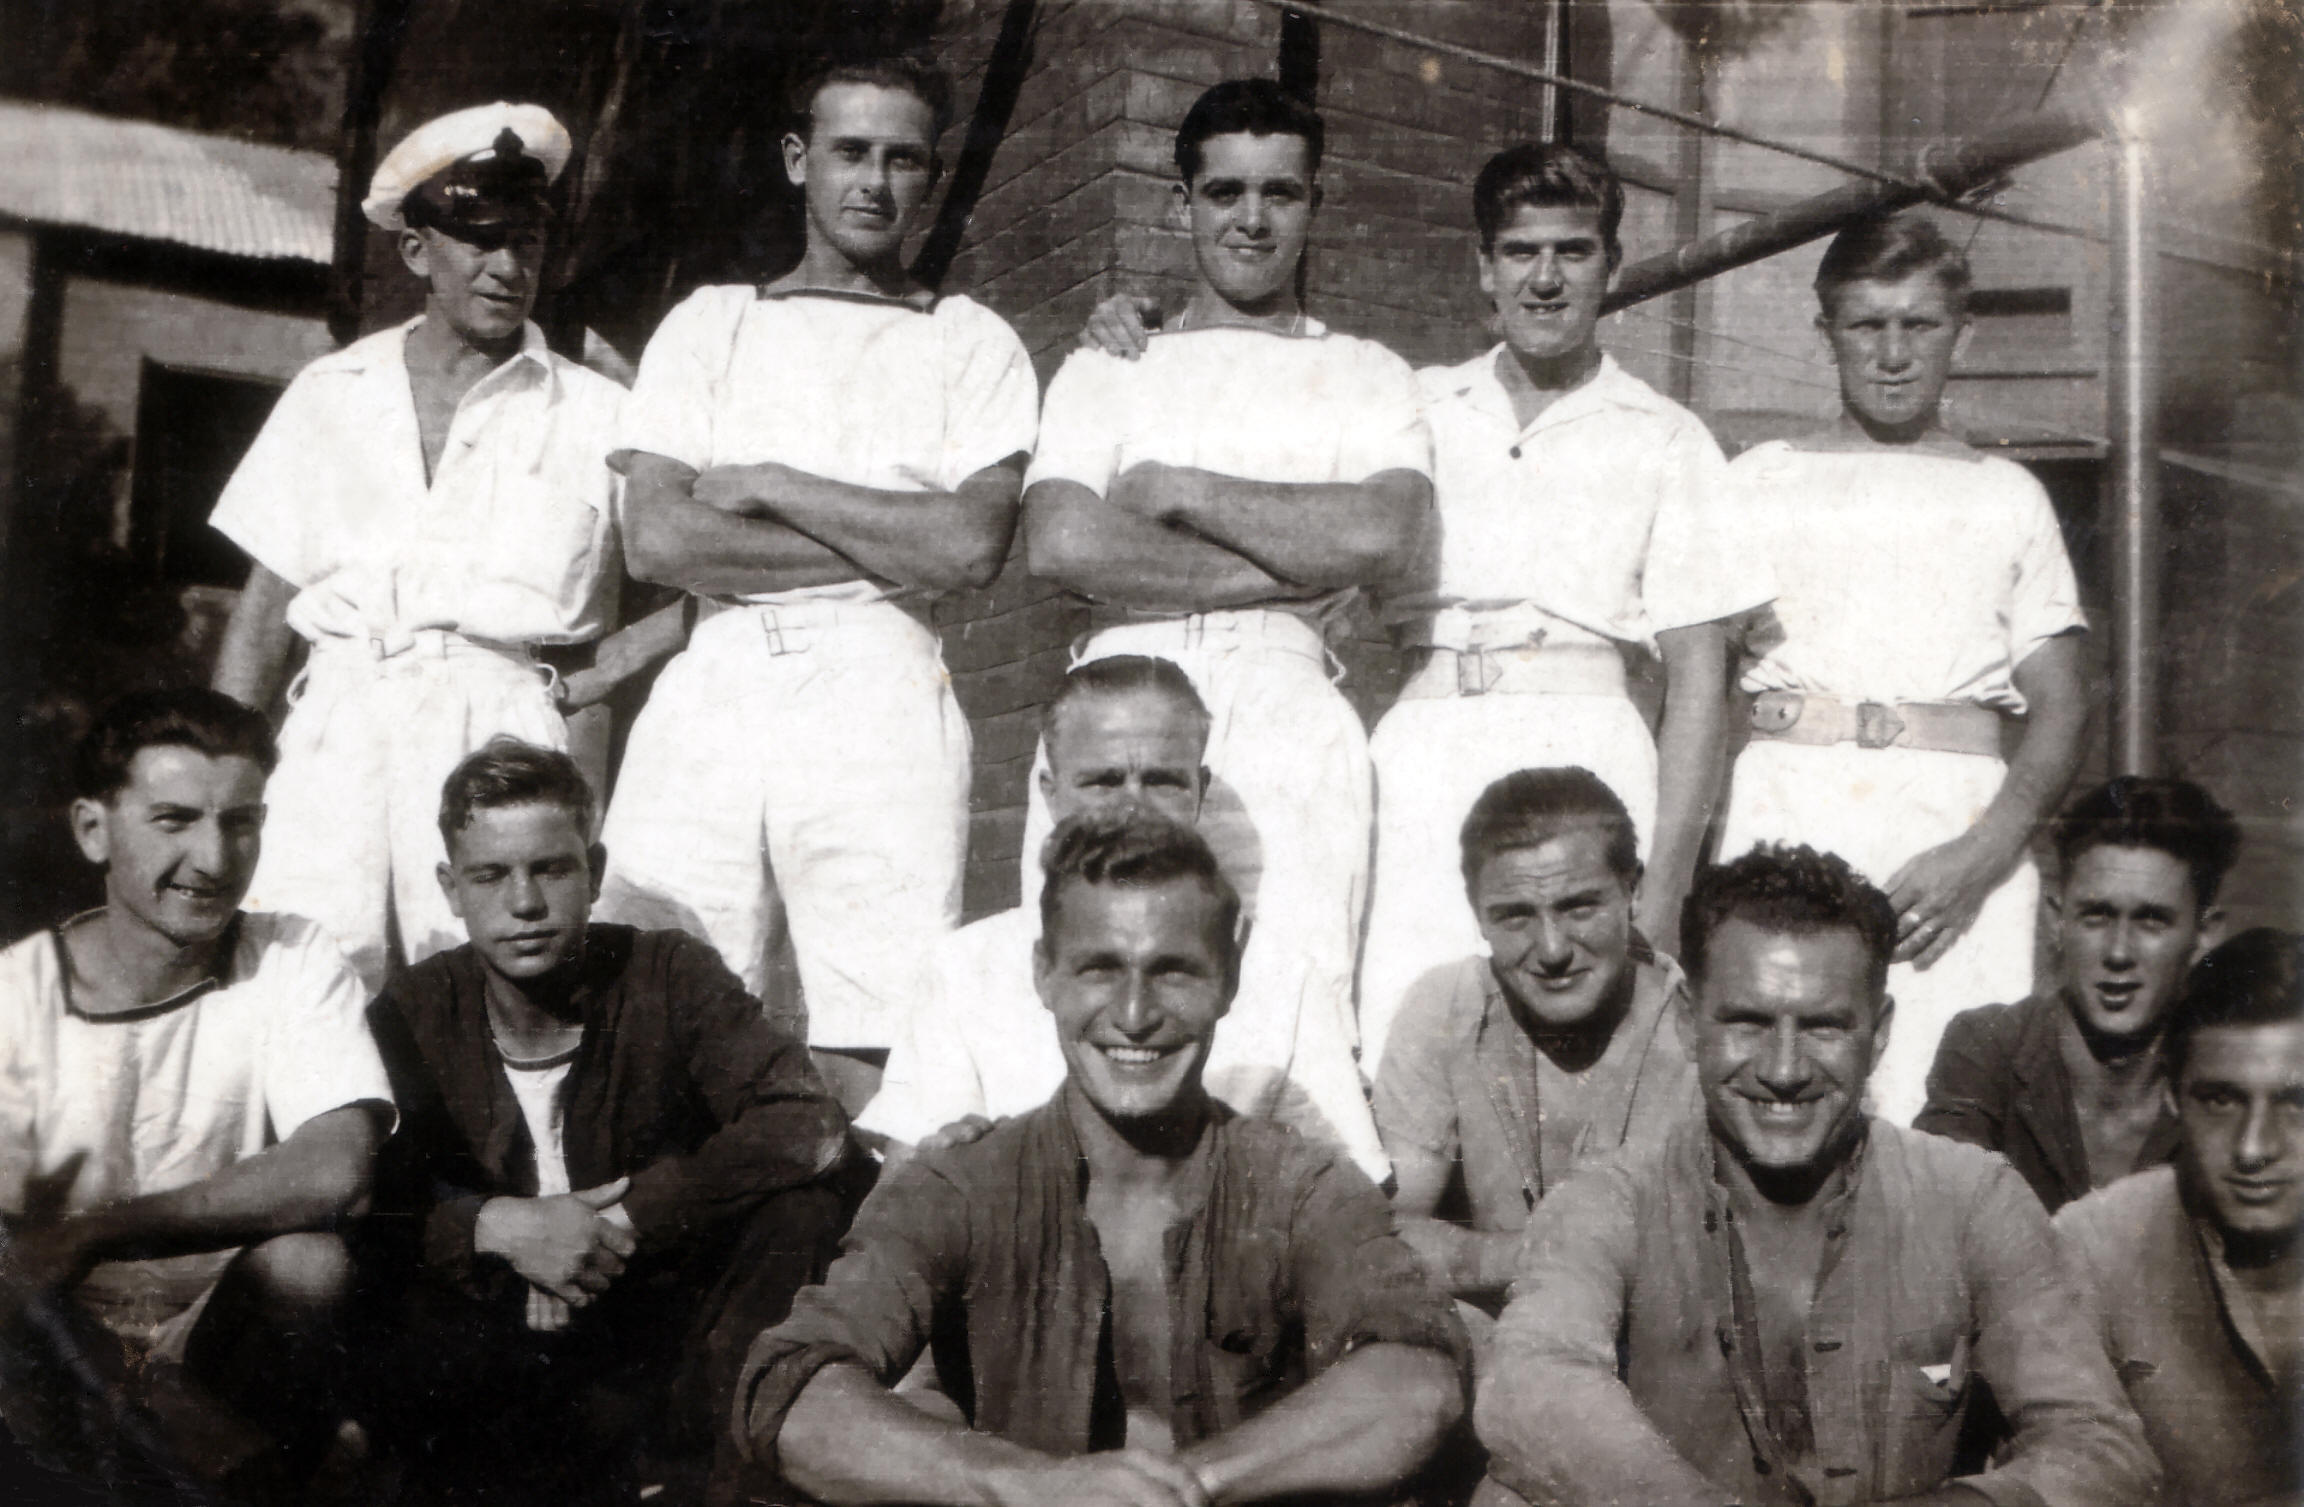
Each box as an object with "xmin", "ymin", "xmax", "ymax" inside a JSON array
[
  {"xmin": 210, "ymin": 320, "xmax": 624, "ymax": 651},
  {"xmin": 613, "ymin": 286, "xmax": 1040, "ymax": 607},
  {"xmin": 1394, "ymin": 349, "xmax": 1774, "ymax": 652},
  {"xmin": 0, "ymin": 911, "xmax": 394, "ymax": 1331},
  {"xmin": 855, "ymin": 907, "xmax": 1064, "ymax": 1146},
  {"xmin": 1027, "ymin": 321, "xmax": 1432, "ymax": 620},
  {"xmin": 1731, "ymin": 442, "xmax": 2087, "ymax": 711}
]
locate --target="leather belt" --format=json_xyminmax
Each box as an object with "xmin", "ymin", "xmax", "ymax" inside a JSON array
[
  {"xmin": 1748, "ymin": 690, "xmax": 2004, "ymax": 757},
  {"xmin": 1397, "ymin": 643, "xmax": 1627, "ymax": 701}
]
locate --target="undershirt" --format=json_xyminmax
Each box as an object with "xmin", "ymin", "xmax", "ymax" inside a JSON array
[{"xmin": 496, "ymin": 1038, "xmax": 581, "ymax": 1197}]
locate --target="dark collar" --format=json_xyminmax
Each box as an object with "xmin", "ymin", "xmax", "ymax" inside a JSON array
[{"xmin": 53, "ymin": 910, "xmax": 246, "ymax": 1023}]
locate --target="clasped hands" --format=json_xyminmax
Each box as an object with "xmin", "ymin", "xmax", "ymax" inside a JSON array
[{"xmin": 474, "ymin": 1177, "xmax": 635, "ymax": 1332}]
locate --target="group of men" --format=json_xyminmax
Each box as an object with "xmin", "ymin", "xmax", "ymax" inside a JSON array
[{"xmin": 0, "ymin": 46, "xmax": 2294, "ymax": 1507}]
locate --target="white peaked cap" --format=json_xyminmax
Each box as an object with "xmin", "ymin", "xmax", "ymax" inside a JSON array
[{"xmin": 362, "ymin": 102, "xmax": 572, "ymax": 231}]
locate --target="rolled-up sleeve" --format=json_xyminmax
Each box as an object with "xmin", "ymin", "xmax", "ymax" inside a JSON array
[
  {"xmin": 1291, "ymin": 1150, "xmax": 1469, "ymax": 1384},
  {"xmin": 734, "ymin": 1159, "xmax": 971, "ymax": 1474},
  {"xmin": 1023, "ymin": 349, "xmax": 1122, "ymax": 498},
  {"xmin": 1958, "ymin": 1161, "xmax": 2160, "ymax": 1507},
  {"xmin": 1477, "ymin": 1164, "xmax": 1721, "ymax": 1507},
  {"xmin": 619, "ymin": 935, "xmax": 849, "ymax": 1250},
  {"xmin": 612, "ymin": 286, "xmax": 745, "ymax": 473}
]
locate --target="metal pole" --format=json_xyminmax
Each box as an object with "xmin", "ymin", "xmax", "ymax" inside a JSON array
[
  {"xmin": 2107, "ymin": 121, "xmax": 2162, "ymax": 775},
  {"xmin": 1604, "ymin": 108, "xmax": 2099, "ymax": 312}
]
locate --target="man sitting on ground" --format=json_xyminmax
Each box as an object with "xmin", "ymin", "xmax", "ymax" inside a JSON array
[
  {"xmin": 2056, "ymin": 926, "xmax": 2304, "ymax": 1505},
  {"xmin": 859, "ymin": 656, "xmax": 1217, "ymax": 1159},
  {"xmin": 1920, "ymin": 776, "xmax": 2241, "ymax": 1211},
  {"xmin": 1373, "ymin": 767, "xmax": 1695, "ymax": 1318},
  {"xmin": 364, "ymin": 739, "xmax": 851, "ymax": 1502},
  {"xmin": 0, "ymin": 689, "xmax": 394, "ymax": 1497},
  {"xmin": 740, "ymin": 814, "xmax": 1468, "ymax": 1507},
  {"xmin": 1477, "ymin": 843, "xmax": 2158, "ymax": 1507}
]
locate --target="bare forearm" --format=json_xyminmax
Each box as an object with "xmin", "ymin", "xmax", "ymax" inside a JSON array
[
  {"xmin": 212, "ymin": 564, "xmax": 301, "ymax": 709},
  {"xmin": 732, "ymin": 461, "xmax": 1021, "ymax": 593},
  {"xmin": 780, "ymin": 1363, "xmax": 1034, "ymax": 1507},
  {"xmin": 1648, "ymin": 624, "xmax": 1734, "ymax": 933},
  {"xmin": 62, "ymin": 1106, "xmax": 381, "ymax": 1265},
  {"xmin": 557, "ymin": 599, "xmax": 688, "ymax": 711},
  {"xmin": 1974, "ymin": 637, "xmax": 2089, "ymax": 860},
  {"xmin": 1178, "ymin": 1344, "xmax": 1462, "ymax": 1504},
  {"xmin": 1130, "ymin": 468, "xmax": 1428, "ymax": 591},
  {"xmin": 628, "ymin": 494, "xmax": 871, "ymax": 597},
  {"xmin": 1025, "ymin": 484, "xmax": 1303, "ymax": 612},
  {"xmin": 1401, "ymin": 1215, "xmax": 1521, "ymax": 1300}
]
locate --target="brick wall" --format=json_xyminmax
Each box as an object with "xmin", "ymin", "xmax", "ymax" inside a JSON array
[{"xmin": 926, "ymin": 0, "xmax": 1565, "ymax": 916}]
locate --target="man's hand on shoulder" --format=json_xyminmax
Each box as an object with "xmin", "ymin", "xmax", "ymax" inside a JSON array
[
  {"xmin": 472, "ymin": 1177, "xmax": 637, "ymax": 1305},
  {"xmin": 914, "ymin": 1115, "xmax": 997, "ymax": 1156},
  {"xmin": 1078, "ymin": 295, "xmax": 1163, "ymax": 360},
  {"xmin": 984, "ymin": 1447, "xmax": 1210, "ymax": 1507}
]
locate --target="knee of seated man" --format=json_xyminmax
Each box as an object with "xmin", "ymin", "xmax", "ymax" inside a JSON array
[{"xmin": 232, "ymin": 1232, "xmax": 356, "ymax": 1316}]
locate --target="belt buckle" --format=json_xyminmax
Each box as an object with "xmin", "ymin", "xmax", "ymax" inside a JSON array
[
  {"xmin": 1855, "ymin": 701, "xmax": 1905, "ymax": 749},
  {"xmin": 1456, "ymin": 649, "xmax": 1494, "ymax": 697}
]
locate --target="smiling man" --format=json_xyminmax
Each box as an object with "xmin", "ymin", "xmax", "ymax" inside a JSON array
[
  {"xmin": 0, "ymin": 690, "xmax": 394, "ymax": 1495},
  {"xmin": 210, "ymin": 104, "xmax": 628, "ymax": 996},
  {"xmin": 1024, "ymin": 79, "xmax": 1431, "ymax": 1178},
  {"xmin": 594, "ymin": 52, "xmax": 1038, "ymax": 1116},
  {"xmin": 1475, "ymin": 843, "xmax": 2158, "ymax": 1507},
  {"xmin": 1372, "ymin": 768, "xmax": 1695, "ymax": 1313},
  {"xmin": 857, "ymin": 656, "xmax": 1219, "ymax": 1158},
  {"xmin": 2055, "ymin": 928, "xmax": 2304, "ymax": 1504},
  {"xmin": 1719, "ymin": 213, "xmax": 2090, "ymax": 1126},
  {"xmin": 1353, "ymin": 144, "xmax": 1772, "ymax": 1074},
  {"xmin": 1919, "ymin": 777, "xmax": 2241, "ymax": 1212},
  {"xmin": 739, "ymin": 814, "xmax": 1467, "ymax": 1507},
  {"xmin": 363, "ymin": 739, "xmax": 849, "ymax": 1501}
]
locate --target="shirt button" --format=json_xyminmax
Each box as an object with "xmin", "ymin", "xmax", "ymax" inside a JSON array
[
  {"xmin": 1814, "ymin": 1339, "xmax": 1843, "ymax": 1351},
  {"xmin": 1825, "ymin": 1467, "xmax": 1858, "ymax": 1478}
]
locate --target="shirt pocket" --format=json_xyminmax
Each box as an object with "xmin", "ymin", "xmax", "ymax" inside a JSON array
[{"xmin": 1890, "ymin": 1321, "xmax": 1973, "ymax": 1417}]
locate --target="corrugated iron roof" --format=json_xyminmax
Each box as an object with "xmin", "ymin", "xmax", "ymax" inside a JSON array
[{"xmin": 0, "ymin": 99, "xmax": 336, "ymax": 264}]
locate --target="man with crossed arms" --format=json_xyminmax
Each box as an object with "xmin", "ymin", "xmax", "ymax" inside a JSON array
[
  {"xmin": 597, "ymin": 53, "xmax": 1038, "ymax": 1113},
  {"xmin": 1026, "ymin": 79, "xmax": 1431, "ymax": 1177}
]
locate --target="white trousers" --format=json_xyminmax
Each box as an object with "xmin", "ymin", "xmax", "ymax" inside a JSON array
[
  {"xmin": 1019, "ymin": 612, "xmax": 1386, "ymax": 1180},
  {"xmin": 1359, "ymin": 688, "xmax": 1658, "ymax": 1078},
  {"xmin": 246, "ymin": 635, "xmax": 566, "ymax": 995},
  {"xmin": 1719, "ymin": 739, "xmax": 2040, "ymax": 1125},
  {"xmin": 597, "ymin": 601, "xmax": 969, "ymax": 1051}
]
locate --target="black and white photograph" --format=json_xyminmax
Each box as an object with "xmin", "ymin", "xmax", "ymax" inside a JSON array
[{"xmin": 0, "ymin": 0, "xmax": 2297, "ymax": 1502}]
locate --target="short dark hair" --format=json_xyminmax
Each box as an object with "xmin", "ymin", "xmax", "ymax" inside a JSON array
[
  {"xmin": 2167, "ymin": 928, "xmax": 2304, "ymax": 1080},
  {"xmin": 1472, "ymin": 142, "xmax": 1624, "ymax": 259},
  {"xmin": 787, "ymin": 51, "xmax": 954, "ymax": 141},
  {"xmin": 1043, "ymin": 655, "xmax": 1210, "ymax": 743},
  {"xmin": 1459, "ymin": 767, "xmax": 1640, "ymax": 894},
  {"xmin": 1682, "ymin": 844, "xmax": 1899, "ymax": 1000},
  {"xmin": 2052, "ymin": 776, "xmax": 2243, "ymax": 911},
  {"xmin": 1038, "ymin": 812, "xmax": 1240, "ymax": 967},
  {"xmin": 1814, "ymin": 212, "xmax": 1971, "ymax": 320},
  {"xmin": 437, "ymin": 737, "xmax": 595, "ymax": 853},
  {"xmin": 1174, "ymin": 78, "xmax": 1324, "ymax": 184},
  {"xmin": 75, "ymin": 688, "xmax": 277, "ymax": 803}
]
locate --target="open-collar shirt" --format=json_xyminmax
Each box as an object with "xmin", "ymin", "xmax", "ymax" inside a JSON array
[
  {"xmin": 1482, "ymin": 1111, "xmax": 2159, "ymax": 1507},
  {"xmin": 2056, "ymin": 1166, "xmax": 2301, "ymax": 1505},
  {"xmin": 211, "ymin": 319, "xmax": 624, "ymax": 651},
  {"xmin": 737, "ymin": 1090, "xmax": 1467, "ymax": 1477}
]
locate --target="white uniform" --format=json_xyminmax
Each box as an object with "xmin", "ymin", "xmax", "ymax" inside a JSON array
[
  {"xmin": 0, "ymin": 912, "xmax": 394, "ymax": 1355},
  {"xmin": 1359, "ymin": 352, "xmax": 1772, "ymax": 1075},
  {"xmin": 1720, "ymin": 441, "xmax": 2087, "ymax": 1123},
  {"xmin": 1025, "ymin": 323, "xmax": 1432, "ymax": 1179},
  {"xmin": 211, "ymin": 321, "xmax": 623, "ymax": 993},
  {"xmin": 854, "ymin": 908, "xmax": 1064, "ymax": 1146},
  {"xmin": 596, "ymin": 287, "xmax": 1038, "ymax": 1050}
]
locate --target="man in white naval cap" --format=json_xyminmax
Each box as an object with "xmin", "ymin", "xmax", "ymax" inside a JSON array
[{"xmin": 209, "ymin": 102, "xmax": 629, "ymax": 994}]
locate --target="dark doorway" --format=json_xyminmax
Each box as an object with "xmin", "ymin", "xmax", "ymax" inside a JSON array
[{"xmin": 128, "ymin": 359, "xmax": 283, "ymax": 588}]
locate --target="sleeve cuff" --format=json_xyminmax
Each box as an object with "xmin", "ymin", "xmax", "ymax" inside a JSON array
[{"xmin": 734, "ymin": 1338, "xmax": 866, "ymax": 1475}]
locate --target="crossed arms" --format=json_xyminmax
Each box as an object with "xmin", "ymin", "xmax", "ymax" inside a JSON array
[
  {"xmin": 1024, "ymin": 465, "xmax": 1432, "ymax": 614},
  {"xmin": 622, "ymin": 452, "xmax": 1027, "ymax": 599}
]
